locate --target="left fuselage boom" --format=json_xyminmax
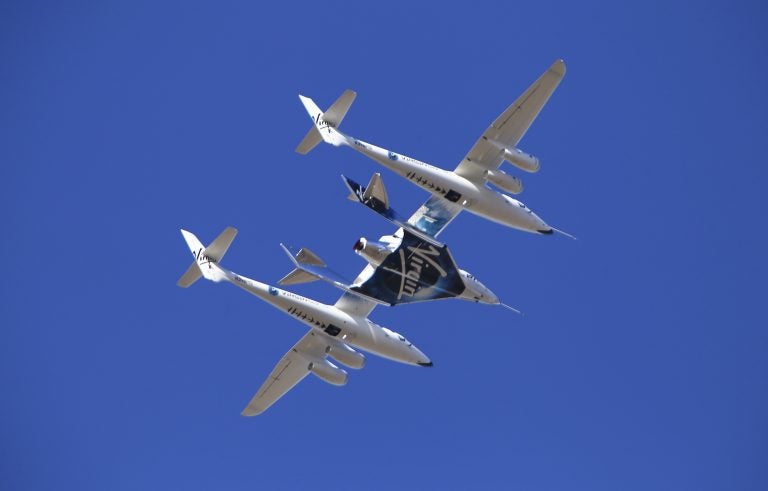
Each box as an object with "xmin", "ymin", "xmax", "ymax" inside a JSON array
[
  {"xmin": 342, "ymin": 135, "xmax": 552, "ymax": 235},
  {"xmin": 219, "ymin": 267, "xmax": 430, "ymax": 366}
]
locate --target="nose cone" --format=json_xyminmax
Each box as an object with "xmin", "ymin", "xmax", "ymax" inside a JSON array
[
  {"xmin": 411, "ymin": 345, "xmax": 432, "ymax": 367},
  {"xmin": 460, "ymin": 270, "xmax": 500, "ymax": 305},
  {"xmin": 502, "ymin": 195, "xmax": 553, "ymax": 235},
  {"xmin": 477, "ymin": 288, "xmax": 500, "ymax": 305},
  {"xmin": 528, "ymin": 210, "xmax": 553, "ymax": 235}
]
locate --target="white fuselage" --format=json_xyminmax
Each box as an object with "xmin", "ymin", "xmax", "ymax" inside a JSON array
[
  {"xmin": 343, "ymin": 136, "xmax": 553, "ymax": 235},
  {"xmin": 218, "ymin": 267, "xmax": 431, "ymax": 366}
]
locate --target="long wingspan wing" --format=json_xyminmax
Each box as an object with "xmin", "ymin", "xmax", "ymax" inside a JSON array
[
  {"xmin": 241, "ymin": 330, "xmax": 330, "ymax": 416},
  {"xmin": 334, "ymin": 291, "xmax": 377, "ymax": 318},
  {"xmin": 454, "ymin": 59, "xmax": 566, "ymax": 183},
  {"xmin": 343, "ymin": 174, "xmax": 445, "ymax": 244},
  {"xmin": 406, "ymin": 195, "xmax": 463, "ymax": 238}
]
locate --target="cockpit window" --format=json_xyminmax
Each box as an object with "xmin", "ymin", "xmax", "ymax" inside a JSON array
[{"xmin": 518, "ymin": 202, "xmax": 526, "ymax": 208}]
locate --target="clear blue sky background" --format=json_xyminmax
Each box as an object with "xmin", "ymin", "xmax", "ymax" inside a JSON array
[{"xmin": 2, "ymin": 1, "xmax": 766, "ymax": 489}]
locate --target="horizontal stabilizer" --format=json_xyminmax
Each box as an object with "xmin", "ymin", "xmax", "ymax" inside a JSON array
[
  {"xmin": 323, "ymin": 89, "xmax": 356, "ymax": 127},
  {"xmin": 177, "ymin": 262, "xmax": 202, "ymax": 288},
  {"xmin": 293, "ymin": 247, "xmax": 325, "ymax": 267},
  {"xmin": 205, "ymin": 227, "xmax": 238, "ymax": 262},
  {"xmin": 279, "ymin": 268, "xmax": 319, "ymax": 286},
  {"xmin": 279, "ymin": 243, "xmax": 390, "ymax": 306},
  {"xmin": 295, "ymin": 126, "xmax": 323, "ymax": 155}
]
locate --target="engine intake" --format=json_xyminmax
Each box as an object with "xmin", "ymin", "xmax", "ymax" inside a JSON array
[
  {"xmin": 308, "ymin": 359, "xmax": 348, "ymax": 386},
  {"xmin": 485, "ymin": 169, "xmax": 523, "ymax": 194},
  {"xmin": 353, "ymin": 237, "xmax": 391, "ymax": 267}
]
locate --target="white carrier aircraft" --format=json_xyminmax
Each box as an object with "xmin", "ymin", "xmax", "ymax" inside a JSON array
[
  {"xmin": 296, "ymin": 59, "xmax": 568, "ymax": 237},
  {"xmin": 177, "ymin": 227, "xmax": 432, "ymax": 416}
]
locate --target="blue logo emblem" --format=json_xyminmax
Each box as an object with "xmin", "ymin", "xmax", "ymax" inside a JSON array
[
  {"xmin": 268, "ymin": 286, "xmax": 279, "ymax": 296},
  {"xmin": 388, "ymin": 151, "xmax": 398, "ymax": 161}
]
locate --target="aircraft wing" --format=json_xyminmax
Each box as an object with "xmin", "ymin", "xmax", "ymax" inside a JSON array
[
  {"xmin": 406, "ymin": 195, "xmax": 463, "ymax": 239},
  {"xmin": 334, "ymin": 291, "xmax": 378, "ymax": 318},
  {"xmin": 453, "ymin": 59, "xmax": 566, "ymax": 183},
  {"xmin": 241, "ymin": 329, "xmax": 332, "ymax": 416}
]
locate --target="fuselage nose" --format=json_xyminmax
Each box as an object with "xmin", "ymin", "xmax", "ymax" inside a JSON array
[
  {"xmin": 516, "ymin": 204, "xmax": 552, "ymax": 235},
  {"xmin": 406, "ymin": 339, "xmax": 432, "ymax": 366},
  {"xmin": 529, "ymin": 211, "xmax": 553, "ymax": 234},
  {"xmin": 412, "ymin": 346, "xmax": 432, "ymax": 366},
  {"xmin": 459, "ymin": 270, "xmax": 499, "ymax": 304},
  {"xmin": 478, "ymin": 287, "xmax": 499, "ymax": 305},
  {"xmin": 491, "ymin": 193, "xmax": 551, "ymax": 234},
  {"xmin": 379, "ymin": 325, "xmax": 432, "ymax": 366}
]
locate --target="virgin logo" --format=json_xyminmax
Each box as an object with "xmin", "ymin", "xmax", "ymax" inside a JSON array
[{"xmin": 193, "ymin": 248, "xmax": 216, "ymax": 268}]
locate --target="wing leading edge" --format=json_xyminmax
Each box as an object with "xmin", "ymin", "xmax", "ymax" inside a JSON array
[
  {"xmin": 242, "ymin": 330, "xmax": 336, "ymax": 416},
  {"xmin": 454, "ymin": 59, "xmax": 566, "ymax": 183}
]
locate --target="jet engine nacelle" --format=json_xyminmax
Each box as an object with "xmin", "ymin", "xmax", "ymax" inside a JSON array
[
  {"xmin": 485, "ymin": 169, "xmax": 524, "ymax": 195},
  {"xmin": 503, "ymin": 147, "xmax": 540, "ymax": 173},
  {"xmin": 308, "ymin": 359, "xmax": 348, "ymax": 386},
  {"xmin": 326, "ymin": 342, "xmax": 366, "ymax": 369},
  {"xmin": 353, "ymin": 237, "xmax": 392, "ymax": 267}
]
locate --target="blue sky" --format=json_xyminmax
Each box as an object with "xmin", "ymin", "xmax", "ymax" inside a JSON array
[{"xmin": 2, "ymin": 1, "xmax": 766, "ymax": 489}]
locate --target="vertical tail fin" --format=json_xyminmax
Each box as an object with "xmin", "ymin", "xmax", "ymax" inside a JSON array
[
  {"xmin": 177, "ymin": 227, "xmax": 237, "ymax": 287},
  {"xmin": 295, "ymin": 90, "xmax": 356, "ymax": 153}
]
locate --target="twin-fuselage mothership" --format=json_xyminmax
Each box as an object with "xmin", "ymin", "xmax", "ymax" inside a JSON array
[{"xmin": 178, "ymin": 59, "xmax": 568, "ymax": 415}]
